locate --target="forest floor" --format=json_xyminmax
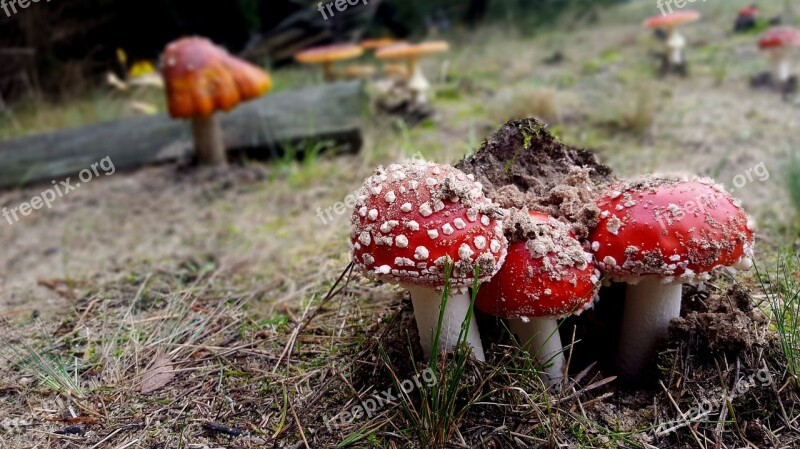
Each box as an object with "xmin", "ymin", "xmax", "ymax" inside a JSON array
[{"xmin": 1, "ymin": 0, "xmax": 800, "ymax": 448}]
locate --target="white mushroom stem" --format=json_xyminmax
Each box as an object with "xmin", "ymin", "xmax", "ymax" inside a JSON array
[
  {"xmin": 191, "ymin": 114, "xmax": 227, "ymax": 167},
  {"xmin": 666, "ymin": 29, "xmax": 686, "ymax": 65},
  {"xmin": 616, "ymin": 277, "xmax": 683, "ymax": 380},
  {"xmin": 408, "ymin": 285, "xmax": 485, "ymax": 362},
  {"xmin": 406, "ymin": 57, "xmax": 431, "ymax": 106},
  {"xmin": 769, "ymin": 47, "xmax": 791, "ymax": 83},
  {"xmin": 509, "ymin": 317, "xmax": 564, "ymax": 386}
]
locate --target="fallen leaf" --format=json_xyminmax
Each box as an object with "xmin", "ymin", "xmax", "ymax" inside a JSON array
[{"xmin": 139, "ymin": 355, "xmax": 175, "ymax": 394}]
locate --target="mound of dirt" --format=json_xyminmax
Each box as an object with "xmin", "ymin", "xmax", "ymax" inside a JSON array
[
  {"xmin": 455, "ymin": 118, "xmax": 616, "ymax": 239},
  {"xmin": 668, "ymin": 283, "xmax": 773, "ymax": 359}
]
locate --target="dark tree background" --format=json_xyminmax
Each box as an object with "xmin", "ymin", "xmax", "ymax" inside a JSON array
[{"xmin": 0, "ymin": 0, "xmax": 625, "ymax": 99}]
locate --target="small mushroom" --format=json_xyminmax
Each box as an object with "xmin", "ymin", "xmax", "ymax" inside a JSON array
[
  {"xmin": 162, "ymin": 37, "xmax": 272, "ymax": 167},
  {"xmin": 589, "ymin": 177, "xmax": 755, "ymax": 380},
  {"xmin": 476, "ymin": 210, "xmax": 599, "ymax": 385},
  {"xmin": 350, "ymin": 160, "xmax": 508, "ymax": 362},
  {"xmin": 294, "ymin": 44, "xmax": 364, "ymax": 82},
  {"xmin": 644, "ymin": 11, "xmax": 701, "ymax": 70},
  {"xmin": 376, "ymin": 41, "xmax": 450, "ymax": 106},
  {"xmin": 758, "ymin": 27, "xmax": 800, "ymax": 84}
]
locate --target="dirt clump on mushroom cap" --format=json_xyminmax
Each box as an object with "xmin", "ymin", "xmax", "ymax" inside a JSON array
[{"xmin": 455, "ymin": 118, "xmax": 615, "ymax": 240}]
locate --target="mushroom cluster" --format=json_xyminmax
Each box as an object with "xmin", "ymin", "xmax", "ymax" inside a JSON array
[{"xmin": 350, "ymin": 160, "xmax": 755, "ymax": 387}]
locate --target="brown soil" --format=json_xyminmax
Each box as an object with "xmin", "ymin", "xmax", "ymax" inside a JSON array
[{"xmin": 455, "ymin": 118, "xmax": 616, "ymax": 239}]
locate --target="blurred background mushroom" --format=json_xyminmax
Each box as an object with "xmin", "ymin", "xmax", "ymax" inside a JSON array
[
  {"xmin": 758, "ymin": 26, "xmax": 800, "ymax": 92},
  {"xmin": 162, "ymin": 36, "xmax": 272, "ymax": 167},
  {"xmin": 294, "ymin": 44, "xmax": 364, "ymax": 82},
  {"xmin": 376, "ymin": 41, "xmax": 450, "ymax": 106},
  {"xmin": 643, "ymin": 10, "xmax": 701, "ymax": 76}
]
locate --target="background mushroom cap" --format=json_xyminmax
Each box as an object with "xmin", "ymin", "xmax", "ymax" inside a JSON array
[
  {"xmin": 475, "ymin": 211, "xmax": 598, "ymax": 319},
  {"xmin": 360, "ymin": 38, "xmax": 402, "ymax": 50},
  {"xmin": 162, "ymin": 36, "xmax": 272, "ymax": 119},
  {"xmin": 643, "ymin": 10, "xmax": 701, "ymax": 29},
  {"xmin": 375, "ymin": 41, "xmax": 450, "ymax": 60},
  {"xmin": 759, "ymin": 27, "xmax": 800, "ymax": 49},
  {"xmin": 350, "ymin": 160, "xmax": 507, "ymax": 289},
  {"xmin": 294, "ymin": 44, "xmax": 364, "ymax": 64},
  {"xmin": 590, "ymin": 177, "xmax": 755, "ymax": 284}
]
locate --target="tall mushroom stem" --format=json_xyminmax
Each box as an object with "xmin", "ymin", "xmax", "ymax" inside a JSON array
[
  {"xmin": 666, "ymin": 29, "xmax": 686, "ymax": 65},
  {"xmin": 407, "ymin": 285, "xmax": 485, "ymax": 362},
  {"xmin": 509, "ymin": 317, "xmax": 564, "ymax": 386},
  {"xmin": 770, "ymin": 48, "xmax": 791, "ymax": 83},
  {"xmin": 407, "ymin": 57, "xmax": 431, "ymax": 106},
  {"xmin": 191, "ymin": 115, "xmax": 227, "ymax": 167},
  {"xmin": 323, "ymin": 61, "xmax": 336, "ymax": 82},
  {"xmin": 616, "ymin": 277, "xmax": 682, "ymax": 380}
]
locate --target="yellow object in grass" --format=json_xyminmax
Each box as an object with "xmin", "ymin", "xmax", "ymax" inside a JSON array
[{"xmin": 129, "ymin": 61, "xmax": 157, "ymax": 79}]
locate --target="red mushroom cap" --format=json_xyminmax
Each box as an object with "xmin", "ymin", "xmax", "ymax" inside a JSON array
[
  {"xmin": 739, "ymin": 6, "xmax": 758, "ymax": 18},
  {"xmin": 350, "ymin": 160, "xmax": 508, "ymax": 288},
  {"xmin": 643, "ymin": 10, "xmax": 701, "ymax": 29},
  {"xmin": 162, "ymin": 37, "xmax": 272, "ymax": 118},
  {"xmin": 590, "ymin": 177, "xmax": 755, "ymax": 285},
  {"xmin": 475, "ymin": 210, "xmax": 598, "ymax": 319},
  {"xmin": 758, "ymin": 27, "xmax": 800, "ymax": 50}
]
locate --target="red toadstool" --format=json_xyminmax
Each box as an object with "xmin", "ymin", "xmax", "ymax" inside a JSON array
[
  {"xmin": 350, "ymin": 160, "xmax": 508, "ymax": 361},
  {"xmin": 590, "ymin": 177, "xmax": 755, "ymax": 379},
  {"xmin": 476, "ymin": 210, "xmax": 599, "ymax": 384},
  {"xmin": 162, "ymin": 37, "xmax": 272, "ymax": 167},
  {"xmin": 758, "ymin": 27, "xmax": 800, "ymax": 84}
]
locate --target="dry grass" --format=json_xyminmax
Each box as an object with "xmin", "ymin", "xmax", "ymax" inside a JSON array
[{"xmin": 487, "ymin": 86, "xmax": 562, "ymax": 125}]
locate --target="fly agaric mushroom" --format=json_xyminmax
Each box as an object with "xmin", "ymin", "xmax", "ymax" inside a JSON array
[
  {"xmin": 376, "ymin": 41, "xmax": 450, "ymax": 105},
  {"xmin": 590, "ymin": 177, "xmax": 755, "ymax": 380},
  {"xmin": 476, "ymin": 210, "xmax": 598, "ymax": 385},
  {"xmin": 162, "ymin": 37, "xmax": 272, "ymax": 167},
  {"xmin": 758, "ymin": 27, "xmax": 800, "ymax": 85},
  {"xmin": 350, "ymin": 160, "xmax": 508, "ymax": 361},
  {"xmin": 294, "ymin": 44, "xmax": 364, "ymax": 82},
  {"xmin": 644, "ymin": 10, "xmax": 701, "ymax": 72}
]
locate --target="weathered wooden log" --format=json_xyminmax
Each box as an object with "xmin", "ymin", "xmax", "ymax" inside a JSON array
[{"xmin": 0, "ymin": 81, "xmax": 365, "ymax": 189}]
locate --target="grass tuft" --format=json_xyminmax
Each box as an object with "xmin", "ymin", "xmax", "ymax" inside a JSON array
[
  {"xmin": 788, "ymin": 151, "xmax": 800, "ymax": 227},
  {"xmin": 757, "ymin": 252, "xmax": 800, "ymax": 387},
  {"xmin": 489, "ymin": 87, "xmax": 561, "ymax": 125}
]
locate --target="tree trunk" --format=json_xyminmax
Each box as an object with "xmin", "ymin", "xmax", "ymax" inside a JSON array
[{"xmin": 0, "ymin": 81, "xmax": 365, "ymax": 189}]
